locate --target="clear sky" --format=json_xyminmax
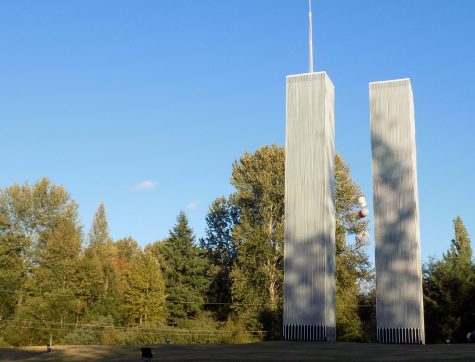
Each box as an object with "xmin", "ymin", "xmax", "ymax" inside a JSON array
[{"xmin": 1, "ymin": 0, "xmax": 474, "ymax": 263}]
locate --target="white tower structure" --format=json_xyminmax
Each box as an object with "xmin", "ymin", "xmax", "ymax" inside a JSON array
[
  {"xmin": 283, "ymin": 0, "xmax": 336, "ymax": 341},
  {"xmin": 369, "ymin": 79, "xmax": 425, "ymax": 344}
]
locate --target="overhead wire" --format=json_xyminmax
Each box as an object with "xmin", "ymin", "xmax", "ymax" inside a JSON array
[{"xmin": 0, "ymin": 288, "xmax": 376, "ymax": 307}]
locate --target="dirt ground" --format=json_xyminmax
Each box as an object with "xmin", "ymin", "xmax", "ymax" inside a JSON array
[{"xmin": 1, "ymin": 342, "xmax": 475, "ymax": 361}]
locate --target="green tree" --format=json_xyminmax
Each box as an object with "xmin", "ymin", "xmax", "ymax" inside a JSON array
[
  {"xmin": 228, "ymin": 146, "xmax": 371, "ymax": 340},
  {"xmin": 108, "ymin": 237, "xmax": 142, "ymax": 326},
  {"xmin": 5, "ymin": 217, "xmax": 83, "ymax": 345},
  {"xmin": 149, "ymin": 212, "xmax": 210, "ymax": 326},
  {"xmin": 0, "ymin": 179, "xmax": 81, "ymax": 345},
  {"xmin": 445, "ymin": 216, "xmax": 472, "ymax": 266},
  {"xmin": 201, "ymin": 197, "xmax": 238, "ymax": 321},
  {"xmin": 0, "ymin": 234, "xmax": 27, "ymax": 320},
  {"xmin": 88, "ymin": 202, "xmax": 112, "ymax": 247},
  {"xmin": 230, "ymin": 145, "xmax": 285, "ymax": 336},
  {"xmin": 334, "ymin": 154, "xmax": 372, "ymax": 341},
  {"xmin": 86, "ymin": 203, "xmax": 120, "ymax": 320},
  {"xmin": 0, "ymin": 178, "xmax": 79, "ymax": 265},
  {"xmin": 74, "ymin": 247, "xmax": 105, "ymax": 322},
  {"xmin": 115, "ymin": 237, "xmax": 141, "ymax": 264},
  {"xmin": 424, "ymin": 216, "xmax": 474, "ymax": 343},
  {"xmin": 124, "ymin": 251, "xmax": 166, "ymax": 325}
]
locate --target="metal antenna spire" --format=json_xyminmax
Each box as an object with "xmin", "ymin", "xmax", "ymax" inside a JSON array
[{"xmin": 308, "ymin": 0, "xmax": 314, "ymax": 73}]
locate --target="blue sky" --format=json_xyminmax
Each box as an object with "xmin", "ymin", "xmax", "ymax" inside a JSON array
[{"xmin": 1, "ymin": 0, "xmax": 474, "ymax": 263}]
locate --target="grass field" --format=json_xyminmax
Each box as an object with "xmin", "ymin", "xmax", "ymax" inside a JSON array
[{"xmin": 1, "ymin": 342, "xmax": 475, "ymax": 361}]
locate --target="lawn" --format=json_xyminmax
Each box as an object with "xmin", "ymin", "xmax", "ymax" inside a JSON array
[{"xmin": 1, "ymin": 342, "xmax": 474, "ymax": 361}]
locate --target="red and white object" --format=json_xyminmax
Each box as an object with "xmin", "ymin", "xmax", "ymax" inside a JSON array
[{"xmin": 358, "ymin": 208, "xmax": 369, "ymax": 219}]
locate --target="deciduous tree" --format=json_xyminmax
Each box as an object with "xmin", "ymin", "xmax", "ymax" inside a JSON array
[
  {"xmin": 230, "ymin": 145, "xmax": 285, "ymax": 335},
  {"xmin": 124, "ymin": 251, "xmax": 166, "ymax": 325},
  {"xmin": 334, "ymin": 154, "xmax": 372, "ymax": 341}
]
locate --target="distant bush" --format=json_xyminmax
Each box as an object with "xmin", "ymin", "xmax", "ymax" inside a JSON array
[
  {"xmin": 0, "ymin": 337, "xmax": 11, "ymax": 347},
  {"xmin": 60, "ymin": 316, "xmax": 123, "ymax": 345},
  {"xmin": 220, "ymin": 318, "xmax": 261, "ymax": 344},
  {"xmin": 59, "ymin": 314, "xmax": 262, "ymax": 346}
]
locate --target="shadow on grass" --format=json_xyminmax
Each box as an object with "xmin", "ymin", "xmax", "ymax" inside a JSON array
[
  {"xmin": 0, "ymin": 347, "xmax": 67, "ymax": 362},
  {"xmin": 0, "ymin": 345, "xmax": 148, "ymax": 362}
]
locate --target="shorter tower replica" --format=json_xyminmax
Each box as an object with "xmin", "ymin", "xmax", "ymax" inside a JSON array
[{"xmin": 369, "ymin": 79, "xmax": 425, "ymax": 344}]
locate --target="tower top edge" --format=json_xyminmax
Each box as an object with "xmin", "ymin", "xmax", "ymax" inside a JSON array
[
  {"xmin": 369, "ymin": 78, "xmax": 411, "ymax": 86},
  {"xmin": 286, "ymin": 71, "xmax": 334, "ymax": 87},
  {"xmin": 287, "ymin": 71, "xmax": 328, "ymax": 79}
]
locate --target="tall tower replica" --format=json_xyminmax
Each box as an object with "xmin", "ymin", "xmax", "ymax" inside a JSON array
[
  {"xmin": 369, "ymin": 79, "xmax": 425, "ymax": 344},
  {"xmin": 283, "ymin": 1, "xmax": 336, "ymax": 342}
]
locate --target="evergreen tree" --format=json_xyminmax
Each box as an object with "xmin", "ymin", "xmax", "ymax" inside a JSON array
[
  {"xmin": 86, "ymin": 203, "xmax": 120, "ymax": 320},
  {"xmin": 201, "ymin": 197, "xmax": 239, "ymax": 321},
  {"xmin": 446, "ymin": 216, "xmax": 472, "ymax": 266},
  {"xmin": 424, "ymin": 216, "xmax": 474, "ymax": 343},
  {"xmin": 151, "ymin": 212, "xmax": 210, "ymax": 326},
  {"xmin": 88, "ymin": 202, "xmax": 112, "ymax": 247}
]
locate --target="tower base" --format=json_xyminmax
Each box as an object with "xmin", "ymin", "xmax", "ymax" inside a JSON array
[
  {"xmin": 283, "ymin": 324, "xmax": 335, "ymax": 341},
  {"xmin": 377, "ymin": 327, "xmax": 423, "ymax": 344}
]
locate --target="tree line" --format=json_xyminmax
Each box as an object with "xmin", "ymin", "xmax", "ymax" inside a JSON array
[{"xmin": 0, "ymin": 145, "xmax": 471, "ymax": 345}]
